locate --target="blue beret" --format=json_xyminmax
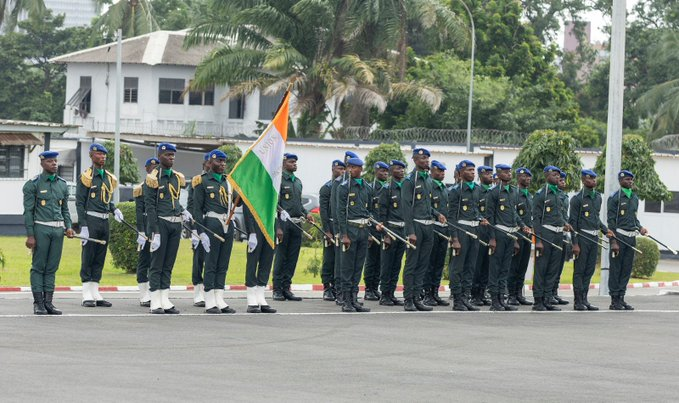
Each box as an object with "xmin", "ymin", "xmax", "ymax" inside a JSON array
[
  {"xmin": 345, "ymin": 151, "xmax": 358, "ymax": 159},
  {"xmin": 204, "ymin": 152, "xmax": 211, "ymax": 161},
  {"xmin": 332, "ymin": 159, "xmax": 346, "ymax": 168},
  {"xmin": 413, "ymin": 148, "xmax": 430, "ymax": 157},
  {"xmin": 619, "ymin": 170, "xmax": 634, "ymax": 179},
  {"xmin": 374, "ymin": 161, "xmax": 389, "ymax": 170},
  {"xmin": 581, "ymin": 169, "xmax": 597, "ymax": 178},
  {"xmin": 492, "ymin": 173, "xmax": 498, "ymax": 179},
  {"xmin": 347, "ymin": 157, "xmax": 364, "ymax": 167},
  {"xmin": 431, "ymin": 160, "xmax": 447, "ymax": 171},
  {"xmin": 90, "ymin": 143, "xmax": 108, "ymax": 154},
  {"xmin": 145, "ymin": 157, "xmax": 159, "ymax": 167},
  {"xmin": 390, "ymin": 159, "xmax": 406, "ymax": 168},
  {"xmin": 477, "ymin": 165, "xmax": 492, "ymax": 173},
  {"xmin": 458, "ymin": 159, "xmax": 475, "ymax": 169},
  {"xmin": 515, "ymin": 167, "xmax": 532, "ymax": 177},
  {"xmin": 39, "ymin": 151, "xmax": 59, "ymax": 160},
  {"xmin": 209, "ymin": 149, "xmax": 227, "ymax": 160},
  {"xmin": 544, "ymin": 165, "xmax": 561, "ymax": 174},
  {"xmin": 284, "ymin": 153, "xmax": 298, "ymax": 161},
  {"xmin": 158, "ymin": 143, "xmax": 176, "ymax": 153},
  {"xmin": 495, "ymin": 163, "xmax": 511, "ymax": 171},
  {"xmin": 560, "ymin": 171, "xmax": 567, "ymax": 179}
]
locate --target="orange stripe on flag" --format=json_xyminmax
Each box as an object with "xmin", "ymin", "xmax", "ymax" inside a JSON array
[{"xmin": 273, "ymin": 92, "xmax": 290, "ymax": 141}]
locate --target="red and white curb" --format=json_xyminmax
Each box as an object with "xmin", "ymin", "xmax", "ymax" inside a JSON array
[{"xmin": 1, "ymin": 281, "xmax": 678, "ymax": 293}]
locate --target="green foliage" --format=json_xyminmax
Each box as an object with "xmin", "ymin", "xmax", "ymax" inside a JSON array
[
  {"xmin": 217, "ymin": 144, "xmax": 243, "ymax": 175},
  {"xmin": 569, "ymin": 118, "xmax": 604, "ymax": 148},
  {"xmin": 102, "ymin": 141, "xmax": 140, "ymax": 185},
  {"xmin": 512, "ymin": 130, "xmax": 582, "ymax": 192},
  {"xmin": 0, "ymin": 0, "xmax": 46, "ymax": 33},
  {"xmin": 632, "ymin": 237, "xmax": 660, "ymax": 279},
  {"xmin": 93, "ymin": 0, "xmax": 159, "ymax": 39},
  {"xmin": 363, "ymin": 143, "xmax": 407, "ymax": 183},
  {"xmin": 594, "ymin": 135, "xmax": 672, "ymax": 201},
  {"xmin": 301, "ymin": 213, "xmax": 322, "ymax": 248},
  {"xmin": 108, "ymin": 202, "xmax": 138, "ymax": 274},
  {"xmin": 151, "ymin": 0, "xmax": 205, "ymax": 30},
  {"xmin": 303, "ymin": 248, "xmax": 322, "ymax": 278}
]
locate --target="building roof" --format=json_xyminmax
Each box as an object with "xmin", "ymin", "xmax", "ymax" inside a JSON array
[
  {"xmin": 0, "ymin": 119, "xmax": 78, "ymax": 134},
  {"xmin": 50, "ymin": 30, "xmax": 219, "ymax": 67}
]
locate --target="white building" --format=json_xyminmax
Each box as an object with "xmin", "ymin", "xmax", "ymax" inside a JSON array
[{"xmin": 44, "ymin": 0, "xmax": 99, "ymax": 28}]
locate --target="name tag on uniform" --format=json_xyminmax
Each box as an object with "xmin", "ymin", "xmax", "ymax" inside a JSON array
[
  {"xmin": 91, "ymin": 185, "xmax": 97, "ymax": 189},
  {"xmin": 583, "ymin": 204, "xmax": 589, "ymax": 208},
  {"xmin": 416, "ymin": 185, "xmax": 422, "ymax": 189},
  {"xmin": 207, "ymin": 186, "xmax": 214, "ymax": 189},
  {"xmin": 349, "ymin": 193, "xmax": 356, "ymax": 196},
  {"xmin": 545, "ymin": 199, "xmax": 551, "ymax": 204},
  {"xmin": 40, "ymin": 190, "xmax": 47, "ymax": 193},
  {"xmin": 159, "ymin": 186, "xmax": 165, "ymax": 190}
]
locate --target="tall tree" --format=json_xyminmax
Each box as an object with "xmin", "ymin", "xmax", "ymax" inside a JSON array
[
  {"xmin": 102, "ymin": 141, "xmax": 140, "ymax": 184},
  {"xmin": 94, "ymin": 0, "xmax": 159, "ymax": 38},
  {"xmin": 0, "ymin": 0, "xmax": 45, "ymax": 33}
]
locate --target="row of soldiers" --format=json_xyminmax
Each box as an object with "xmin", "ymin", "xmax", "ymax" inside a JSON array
[
  {"xmin": 318, "ymin": 148, "xmax": 648, "ymax": 312},
  {"xmin": 23, "ymin": 143, "xmax": 647, "ymax": 315}
]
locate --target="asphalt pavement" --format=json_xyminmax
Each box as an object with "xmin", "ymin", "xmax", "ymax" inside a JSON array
[{"xmin": 1, "ymin": 291, "xmax": 678, "ymax": 402}]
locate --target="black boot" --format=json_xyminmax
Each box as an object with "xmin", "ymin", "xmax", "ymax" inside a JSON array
[
  {"xmin": 470, "ymin": 288, "xmax": 484, "ymax": 306},
  {"xmin": 516, "ymin": 289, "xmax": 533, "ymax": 305},
  {"xmin": 583, "ymin": 290, "xmax": 599, "ymax": 311},
  {"xmin": 553, "ymin": 293, "xmax": 569, "ymax": 305},
  {"xmin": 620, "ymin": 295, "xmax": 634, "ymax": 311},
  {"xmin": 272, "ymin": 289, "xmax": 285, "ymax": 301},
  {"xmin": 33, "ymin": 292, "xmax": 48, "ymax": 315},
  {"xmin": 489, "ymin": 294, "xmax": 504, "ymax": 311},
  {"xmin": 379, "ymin": 290, "xmax": 395, "ymax": 306},
  {"xmin": 43, "ymin": 291, "xmax": 62, "ymax": 315},
  {"xmin": 404, "ymin": 298, "xmax": 417, "ymax": 312},
  {"xmin": 335, "ymin": 288, "xmax": 344, "ymax": 306},
  {"xmin": 507, "ymin": 294, "xmax": 520, "ymax": 306},
  {"xmin": 573, "ymin": 291, "xmax": 587, "ymax": 311},
  {"xmin": 461, "ymin": 292, "xmax": 479, "ymax": 311},
  {"xmin": 322, "ymin": 284, "xmax": 335, "ymax": 301},
  {"xmin": 499, "ymin": 294, "xmax": 517, "ymax": 311},
  {"xmin": 342, "ymin": 291, "xmax": 356, "ymax": 313},
  {"xmin": 283, "ymin": 288, "xmax": 303, "ymax": 301},
  {"xmin": 544, "ymin": 296, "xmax": 561, "ymax": 311},
  {"xmin": 609, "ymin": 295, "xmax": 624, "ymax": 310},
  {"xmin": 452, "ymin": 293, "xmax": 468, "ymax": 311},
  {"xmin": 481, "ymin": 290, "xmax": 492, "ymax": 306},
  {"xmin": 413, "ymin": 296, "xmax": 434, "ymax": 311},
  {"xmin": 422, "ymin": 288, "xmax": 437, "ymax": 306},
  {"xmin": 433, "ymin": 287, "xmax": 450, "ymax": 306},
  {"xmin": 373, "ymin": 288, "xmax": 382, "ymax": 299},
  {"xmin": 364, "ymin": 288, "xmax": 379, "ymax": 301},
  {"xmin": 390, "ymin": 291, "xmax": 405, "ymax": 306},
  {"xmin": 353, "ymin": 292, "xmax": 371, "ymax": 312},
  {"xmin": 532, "ymin": 296, "xmax": 547, "ymax": 311}
]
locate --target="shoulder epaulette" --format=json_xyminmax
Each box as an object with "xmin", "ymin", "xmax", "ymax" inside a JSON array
[
  {"xmin": 324, "ymin": 180, "xmax": 332, "ymax": 188},
  {"xmin": 191, "ymin": 174, "xmax": 202, "ymax": 188},
  {"xmin": 31, "ymin": 175, "xmax": 40, "ymax": 182},
  {"xmin": 106, "ymin": 171, "xmax": 118, "ymax": 189},
  {"xmin": 133, "ymin": 184, "xmax": 143, "ymax": 198},
  {"xmin": 57, "ymin": 176, "xmax": 66, "ymax": 183},
  {"xmin": 340, "ymin": 180, "xmax": 349, "ymax": 186},
  {"xmin": 80, "ymin": 168, "xmax": 93, "ymax": 188},
  {"xmin": 145, "ymin": 169, "xmax": 159, "ymax": 189},
  {"xmin": 175, "ymin": 171, "xmax": 186, "ymax": 187}
]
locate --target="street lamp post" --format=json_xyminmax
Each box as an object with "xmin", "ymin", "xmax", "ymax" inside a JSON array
[{"xmin": 458, "ymin": 0, "xmax": 475, "ymax": 153}]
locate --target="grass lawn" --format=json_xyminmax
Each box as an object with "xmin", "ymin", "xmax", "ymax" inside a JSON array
[{"xmin": 1, "ymin": 236, "xmax": 677, "ymax": 286}]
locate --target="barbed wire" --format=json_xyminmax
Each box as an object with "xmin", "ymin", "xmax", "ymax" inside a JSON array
[{"xmin": 337, "ymin": 126, "xmax": 529, "ymax": 146}]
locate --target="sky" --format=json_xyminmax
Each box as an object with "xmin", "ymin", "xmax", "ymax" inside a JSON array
[{"xmin": 556, "ymin": 0, "xmax": 640, "ymax": 47}]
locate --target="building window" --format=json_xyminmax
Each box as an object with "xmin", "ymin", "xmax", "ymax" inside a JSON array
[
  {"xmin": 0, "ymin": 146, "xmax": 24, "ymax": 178},
  {"xmin": 229, "ymin": 95, "xmax": 245, "ymax": 119},
  {"xmin": 58, "ymin": 165, "xmax": 75, "ymax": 182},
  {"xmin": 644, "ymin": 200, "xmax": 662, "ymax": 213},
  {"xmin": 124, "ymin": 77, "xmax": 138, "ymax": 103},
  {"xmin": 189, "ymin": 85, "xmax": 214, "ymax": 106},
  {"xmin": 159, "ymin": 78, "xmax": 185, "ymax": 105},
  {"xmin": 67, "ymin": 76, "xmax": 91, "ymax": 116},
  {"xmin": 259, "ymin": 91, "xmax": 284, "ymax": 120},
  {"xmin": 663, "ymin": 192, "xmax": 679, "ymax": 214}
]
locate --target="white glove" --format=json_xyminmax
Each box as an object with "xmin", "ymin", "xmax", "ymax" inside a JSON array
[
  {"xmin": 248, "ymin": 233, "xmax": 258, "ymax": 253},
  {"xmin": 80, "ymin": 226, "xmax": 89, "ymax": 245},
  {"xmin": 279, "ymin": 209, "xmax": 291, "ymax": 222},
  {"xmin": 113, "ymin": 208, "xmax": 124, "ymax": 223},
  {"xmin": 199, "ymin": 232, "xmax": 211, "ymax": 253},
  {"xmin": 182, "ymin": 209, "xmax": 193, "ymax": 223},
  {"xmin": 136, "ymin": 233, "xmax": 146, "ymax": 249},
  {"xmin": 190, "ymin": 230, "xmax": 199, "ymax": 249},
  {"xmin": 150, "ymin": 233, "xmax": 161, "ymax": 252}
]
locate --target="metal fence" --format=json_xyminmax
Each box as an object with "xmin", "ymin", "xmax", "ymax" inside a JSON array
[{"xmin": 339, "ymin": 127, "xmax": 529, "ymax": 146}]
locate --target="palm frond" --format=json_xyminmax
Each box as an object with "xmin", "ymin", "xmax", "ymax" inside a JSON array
[{"xmin": 390, "ymin": 81, "xmax": 442, "ymax": 111}]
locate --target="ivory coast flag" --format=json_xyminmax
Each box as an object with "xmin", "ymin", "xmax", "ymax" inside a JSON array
[{"xmin": 228, "ymin": 90, "xmax": 290, "ymax": 248}]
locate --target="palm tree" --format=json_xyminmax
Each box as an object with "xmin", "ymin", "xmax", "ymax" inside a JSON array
[
  {"xmin": 94, "ymin": 0, "xmax": 159, "ymax": 38},
  {"xmin": 186, "ymin": 0, "xmax": 456, "ymax": 137},
  {"xmin": 0, "ymin": 0, "xmax": 46, "ymax": 33}
]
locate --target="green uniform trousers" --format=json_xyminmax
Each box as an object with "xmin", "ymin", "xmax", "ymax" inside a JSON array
[
  {"xmin": 488, "ymin": 232, "xmax": 514, "ymax": 295},
  {"xmin": 363, "ymin": 241, "xmax": 381, "ymax": 290},
  {"xmin": 192, "ymin": 243, "xmax": 205, "ymax": 286},
  {"xmin": 273, "ymin": 220, "xmax": 302, "ymax": 291},
  {"xmin": 403, "ymin": 222, "xmax": 434, "ymax": 300},
  {"xmin": 573, "ymin": 233, "xmax": 598, "ymax": 293},
  {"xmin": 203, "ymin": 219, "xmax": 234, "ymax": 292},
  {"xmin": 136, "ymin": 240, "xmax": 151, "ymax": 283},
  {"xmin": 321, "ymin": 238, "xmax": 335, "ymax": 286},
  {"xmin": 449, "ymin": 226, "xmax": 479, "ymax": 295},
  {"xmin": 532, "ymin": 230, "xmax": 563, "ymax": 299},
  {"xmin": 245, "ymin": 227, "xmax": 275, "ymax": 288},
  {"xmin": 30, "ymin": 225, "xmax": 65, "ymax": 292},
  {"xmin": 341, "ymin": 226, "xmax": 368, "ymax": 293},
  {"xmin": 424, "ymin": 228, "xmax": 449, "ymax": 291},
  {"xmin": 379, "ymin": 226, "xmax": 406, "ymax": 294},
  {"xmin": 80, "ymin": 216, "xmax": 109, "ymax": 283},
  {"xmin": 508, "ymin": 237, "xmax": 531, "ymax": 296},
  {"xmin": 149, "ymin": 219, "xmax": 182, "ymax": 291},
  {"xmin": 608, "ymin": 234, "xmax": 635, "ymax": 296}
]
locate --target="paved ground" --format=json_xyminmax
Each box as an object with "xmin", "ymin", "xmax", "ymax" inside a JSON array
[{"xmin": 1, "ymin": 290, "xmax": 678, "ymax": 402}]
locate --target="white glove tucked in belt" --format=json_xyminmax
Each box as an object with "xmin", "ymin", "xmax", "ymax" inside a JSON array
[{"xmin": 150, "ymin": 234, "xmax": 161, "ymax": 252}]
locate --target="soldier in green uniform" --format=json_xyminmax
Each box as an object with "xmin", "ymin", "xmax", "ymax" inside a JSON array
[
  {"xmin": 337, "ymin": 157, "xmax": 373, "ymax": 312},
  {"xmin": 377, "ymin": 159, "xmax": 407, "ymax": 306},
  {"xmin": 273, "ymin": 153, "xmax": 313, "ymax": 301},
  {"xmin": 470, "ymin": 166, "xmax": 493, "ymax": 306},
  {"xmin": 242, "ymin": 203, "xmax": 278, "ymax": 314},
  {"xmin": 486, "ymin": 164, "xmax": 524, "ymax": 311},
  {"xmin": 145, "ymin": 143, "xmax": 193, "ymax": 314},
  {"xmin": 319, "ymin": 159, "xmax": 345, "ymax": 301},
  {"xmin": 76, "ymin": 143, "xmax": 124, "ymax": 308},
  {"xmin": 507, "ymin": 167, "xmax": 534, "ymax": 306},
  {"xmin": 447, "ymin": 160, "xmax": 489, "ymax": 310},
  {"xmin": 550, "ymin": 171, "xmax": 571, "ymax": 305},
  {"xmin": 133, "ymin": 157, "xmax": 158, "ymax": 307},
  {"xmin": 364, "ymin": 161, "xmax": 389, "ymax": 301},
  {"xmin": 607, "ymin": 170, "xmax": 647, "ymax": 310},
  {"xmin": 569, "ymin": 169, "xmax": 612, "ymax": 311},
  {"xmin": 187, "ymin": 153, "xmax": 211, "ymax": 307},
  {"xmin": 23, "ymin": 151, "xmax": 75, "ymax": 315},
  {"xmin": 193, "ymin": 149, "xmax": 237, "ymax": 314},
  {"xmin": 422, "ymin": 160, "xmax": 451, "ymax": 307},
  {"xmin": 331, "ymin": 151, "xmax": 358, "ymax": 306},
  {"xmin": 402, "ymin": 148, "xmax": 446, "ymax": 312},
  {"xmin": 532, "ymin": 166, "xmax": 573, "ymax": 311}
]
